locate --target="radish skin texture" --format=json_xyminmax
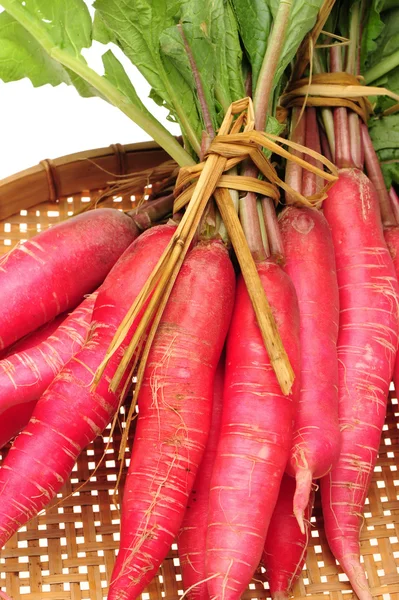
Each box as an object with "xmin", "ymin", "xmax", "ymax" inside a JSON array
[
  {"xmin": 0, "ymin": 294, "xmax": 95, "ymax": 449},
  {"xmin": 321, "ymin": 169, "xmax": 399, "ymax": 600},
  {"xmin": 280, "ymin": 206, "xmax": 340, "ymax": 531},
  {"xmin": 384, "ymin": 227, "xmax": 399, "ymax": 392},
  {"xmin": 178, "ymin": 359, "xmax": 225, "ymax": 600},
  {"xmin": 206, "ymin": 260, "xmax": 301, "ymax": 600},
  {"xmin": 0, "ymin": 208, "xmax": 138, "ymax": 351},
  {"xmin": 108, "ymin": 240, "xmax": 235, "ymax": 600},
  {"xmin": 0, "ymin": 225, "xmax": 174, "ymax": 547},
  {"xmin": 0, "ymin": 313, "xmax": 67, "ymax": 359},
  {"xmin": 262, "ymin": 474, "xmax": 314, "ymax": 600}
]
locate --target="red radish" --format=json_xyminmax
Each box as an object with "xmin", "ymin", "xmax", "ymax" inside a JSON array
[
  {"xmin": 0, "ymin": 208, "xmax": 138, "ymax": 351},
  {"xmin": 384, "ymin": 226, "xmax": 399, "ymax": 393},
  {"xmin": 279, "ymin": 206, "xmax": 340, "ymax": 531},
  {"xmin": 0, "ymin": 313, "xmax": 67, "ymax": 359},
  {"xmin": 178, "ymin": 358, "xmax": 225, "ymax": 600},
  {"xmin": 108, "ymin": 240, "xmax": 235, "ymax": 600},
  {"xmin": 262, "ymin": 474, "xmax": 314, "ymax": 600},
  {"xmin": 0, "ymin": 294, "xmax": 95, "ymax": 449},
  {"xmin": 321, "ymin": 169, "xmax": 399, "ymax": 600},
  {"xmin": 0, "ymin": 225, "xmax": 175, "ymax": 546},
  {"xmin": 206, "ymin": 260, "xmax": 301, "ymax": 600}
]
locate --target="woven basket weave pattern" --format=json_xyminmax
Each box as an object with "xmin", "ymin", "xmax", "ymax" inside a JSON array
[{"xmin": 0, "ymin": 146, "xmax": 398, "ymax": 599}]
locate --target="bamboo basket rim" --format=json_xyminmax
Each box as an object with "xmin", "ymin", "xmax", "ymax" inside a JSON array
[{"xmin": 0, "ymin": 140, "xmax": 171, "ymax": 222}]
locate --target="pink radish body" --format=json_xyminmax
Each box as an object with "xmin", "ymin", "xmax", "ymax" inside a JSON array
[
  {"xmin": 262, "ymin": 474, "xmax": 314, "ymax": 600},
  {"xmin": 384, "ymin": 227, "xmax": 399, "ymax": 392},
  {"xmin": 321, "ymin": 169, "xmax": 399, "ymax": 600},
  {"xmin": 0, "ymin": 313, "xmax": 67, "ymax": 359},
  {"xmin": 108, "ymin": 240, "xmax": 235, "ymax": 600},
  {"xmin": 0, "ymin": 208, "xmax": 138, "ymax": 351},
  {"xmin": 178, "ymin": 359, "xmax": 225, "ymax": 600},
  {"xmin": 206, "ymin": 260, "xmax": 301, "ymax": 600},
  {"xmin": 0, "ymin": 225, "xmax": 174, "ymax": 547},
  {"xmin": 279, "ymin": 206, "xmax": 340, "ymax": 530},
  {"xmin": 0, "ymin": 294, "xmax": 95, "ymax": 449}
]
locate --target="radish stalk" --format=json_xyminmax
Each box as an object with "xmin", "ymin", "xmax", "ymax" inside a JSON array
[
  {"xmin": 346, "ymin": 1, "xmax": 363, "ymax": 170},
  {"xmin": 285, "ymin": 107, "xmax": 305, "ymax": 202},
  {"xmin": 302, "ymin": 107, "xmax": 323, "ymax": 195},
  {"xmin": 361, "ymin": 123, "xmax": 397, "ymax": 226},
  {"xmin": 261, "ymin": 196, "xmax": 284, "ymax": 261},
  {"xmin": 254, "ymin": 0, "xmax": 293, "ymax": 131},
  {"xmin": 330, "ymin": 45, "xmax": 352, "ymax": 168},
  {"xmin": 178, "ymin": 24, "xmax": 215, "ymax": 140},
  {"xmin": 312, "ymin": 50, "xmax": 335, "ymax": 159},
  {"xmin": 364, "ymin": 49, "xmax": 399, "ymax": 84},
  {"xmin": 389, "ymin": 187, "xmax": 399, "ymax": 224}
]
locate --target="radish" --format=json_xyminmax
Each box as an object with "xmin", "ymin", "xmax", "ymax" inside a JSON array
[
  {"xmin": 206, "ymin": 260, "xmax": 301, "ymax": 600},
  {"xmin": 0, "ymin": 225, "xmax": 175, "ymax": 546},
  {"xmin": 279, "ymin": 206, "xmax": 340, "ymax": 532},
  {"xmin": 361, "ymin": 123, "xmax": 399, "ymax": 394},
  {"xmin": 0, "ymin": 313, "xmax": 67, "ymax": 359},
  {"xmin": 384, "ymin": 226, "xmax": 399, "ymax": 393},
  {"xmin": 178, "ymin": 358, "xmax": 225, "ymax": 599},
  {"xmin": 321, "ymin": 169, "xmax": 399, "ymax": 600},
  {"xmin": 108, "ymin": 240, "xmax": 235, "ymax": 600},
  {"xmin": 262, "ymin": 474, "xmax": 314, "ymax": 600},
  {"xmin": 0, "ymin": 208, "xmax": 138, "ymax": 351},
  {"xmin": 0, "ymin": 294, "xmax": 95, "ymax": 449}
]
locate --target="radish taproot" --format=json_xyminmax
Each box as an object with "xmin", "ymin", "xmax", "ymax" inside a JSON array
[
  {"xmin": 0, "ymin": 225, "xmax": 175, "ymax": 546},
  {"xmin": 0, "ymin": 208, "xmax": 138, "ymax": 351},
  {"xmin": 206, "ymin": 260, "xmax": 301, "ymax": 600},
  {"xmin": 178, "ymin": 358, "xmax": 225, "ymax": 600},
  {"xmin": 321, "ymin": 169, "xmax": 399, "ymax": 600},
  {"xmin": 0, "ymin": 294, "xmax": 95, "ymax": 449},
  {"xmin": 279, "ymin": 206, "xmax": 340, "ymax": 532},
  {"xmin": 262, "ymin": 474, "xmax": 314, "ymax": 600},
  {"xmin": 108, "ymin": 240, "xmax": 235, "ymax": 600}
]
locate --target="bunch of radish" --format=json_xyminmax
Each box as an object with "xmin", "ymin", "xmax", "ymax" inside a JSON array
[{"xmin": 1, "ymin": 1, "xmax": 399, "ymax": 600}]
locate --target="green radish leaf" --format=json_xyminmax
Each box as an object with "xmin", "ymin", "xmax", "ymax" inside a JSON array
[
  {"xmin": 93, "ymin": 0, "xmax": 179, "ymax": 104},
  {"xmin": 363, "ymin": 7, "xmax": 399, "ymax": 110},
  {"xmin": 0, "ymin": 0, "xmax": 194, "ymax": 166},
  {"xmin": 93, "ymin": 0, "xmax": 202, "ymax": 151},
  {"xmin": 0, "ymin": 10, "xmax": 68, "ymax": 86},
  {"xmin": 369, "ymin": 114, "xmax": 399, "ymax": 188},
  {"xmin": 361, "ymin": 0, "xmax": 399, "ymax": 70},
  {"xmin": 160, "ymin": 2, "xmax": 218, "ymax": 132},
  {"xmin": 0, "ymin": 9, "xmax": 95, "ymax": 96},
  {"xmin": 1, "ymin": 0, "xmax": 92, "ymax": 56},
  {"xmin": 160, "ymin": 25, "xmax": 214, "ymax": 132},
  {"xmin": 221, "ymin": 1, "xmax": 245, "ymax": 103},
  {"xmin": 230, "ymin": 0, "xmax": 272, "ymax": 91},
  {"xmin": 363, "ymin": 6, "xmax": 399, "ymax": 70},
  {"xmin": 263, "ymin": 115, "xmax": 286, "ymax": 158},
  {"xmin": 361, "ymin": 0, "xmax": 385, "ymax": 66},
  {"xmin": 180, "ymin": 1, "xmax": 219, "ymax": 129},
  {"xmin": 102, "ymin": 49, "xmax": 153, "ymax": 115},
  {"xmin": 92, "ymin": 10, "xmax": 115, "ymax": 44}
]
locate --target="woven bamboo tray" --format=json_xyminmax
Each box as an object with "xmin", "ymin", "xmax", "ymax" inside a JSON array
[{"xmin": 0, "ymin": 143, "xmax": 398, "ymax": 600}]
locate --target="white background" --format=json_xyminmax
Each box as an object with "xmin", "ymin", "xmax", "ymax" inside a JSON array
[{"xmin": 0, "ymin": 2, "xmax": 180, "ymax": 180}]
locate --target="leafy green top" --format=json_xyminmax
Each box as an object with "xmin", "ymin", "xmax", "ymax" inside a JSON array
[{"xmin": 0, "ymin": 0, "xmax": 322, "ymax": 165}]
